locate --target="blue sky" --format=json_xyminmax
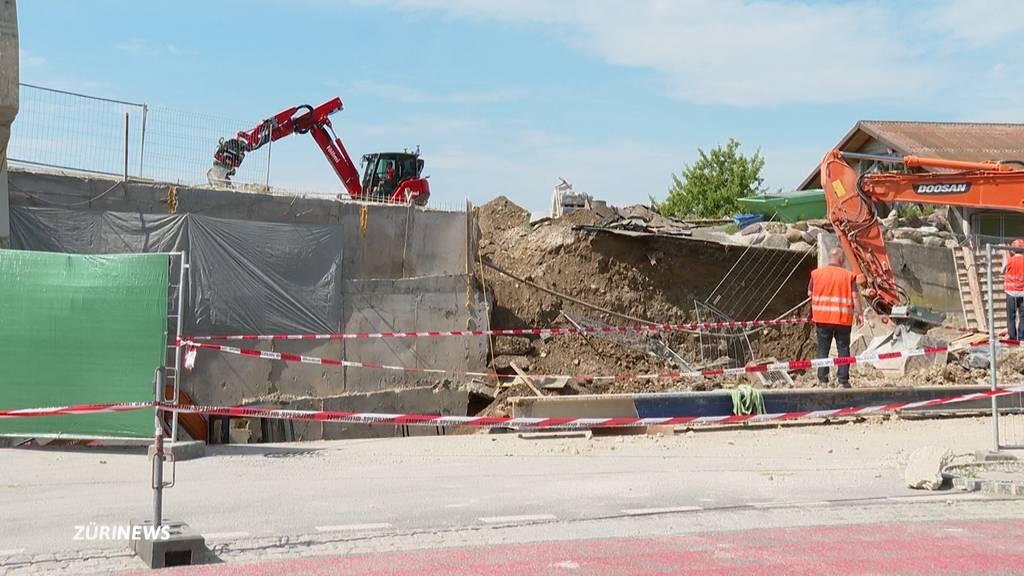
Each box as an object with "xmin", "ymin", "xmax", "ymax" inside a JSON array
[{"xmin": 17, "ymin": 0, "xmax": 1024, "ymax": 212}]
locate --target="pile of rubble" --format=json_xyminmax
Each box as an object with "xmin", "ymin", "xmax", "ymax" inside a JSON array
[
  {"xmin": 472, "ymin": 197, "xmax": 814, "ymax": 411},
  {"xmin": 470, "ymin": 197, "xmax": 980, "ymax": 414},
  {"xmin": 728, "ymin": 220, "xmax": 826, "ymax": 252},
  {"xmin": 880, "ymin": 211, "xmax": 959, "ymax": 248}
]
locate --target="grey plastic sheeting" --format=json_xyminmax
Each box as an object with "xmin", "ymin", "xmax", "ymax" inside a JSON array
[{"xmin": 10, "ymin": 207, "xmax": 340, "ymax": 334}]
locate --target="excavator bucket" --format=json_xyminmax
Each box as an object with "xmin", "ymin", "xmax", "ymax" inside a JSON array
[{"xmin": 853, "ymin": 306, "xmax": 948, "ymax": 376}]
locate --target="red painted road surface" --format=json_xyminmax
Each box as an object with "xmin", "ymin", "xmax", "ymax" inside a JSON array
[{"xmin": 126, "ymin": 519, "xmax": 1024, "ymax": 575}]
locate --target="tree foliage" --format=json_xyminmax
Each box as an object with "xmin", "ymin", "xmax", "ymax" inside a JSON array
[{"xmin": 656, "ymin": 139, "xmax": 767, "ymax": 219}]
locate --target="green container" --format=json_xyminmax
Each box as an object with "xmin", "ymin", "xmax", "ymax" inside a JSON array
[{"xmin": 736, "ymin": 189, "xmax": 826, "ymax": 223}]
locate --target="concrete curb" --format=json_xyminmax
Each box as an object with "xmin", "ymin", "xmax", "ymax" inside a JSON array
[
  {"xmin": 946, "ymin": 461, "xmax": 1024, "ymax": 496},
  {"xmin": 512, "ymin": 385, "xmax": 1014, "ymax": 420}
]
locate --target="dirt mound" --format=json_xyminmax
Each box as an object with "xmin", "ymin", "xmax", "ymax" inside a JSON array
[{"xmin": 474, "ymin": 196, "xmax": 814, "ymax": 405}]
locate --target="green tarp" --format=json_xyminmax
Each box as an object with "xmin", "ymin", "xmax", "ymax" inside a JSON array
[{"xmin": 0, "ymin": 249, "xmax": 167, "ymax": 437}]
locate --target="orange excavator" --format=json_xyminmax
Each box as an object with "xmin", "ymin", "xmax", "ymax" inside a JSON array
[{"xmin": 820, "ymin": 149, "xmax": 1024, "ymax": 359}]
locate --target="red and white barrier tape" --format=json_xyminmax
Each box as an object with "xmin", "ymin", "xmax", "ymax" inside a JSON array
[
  {"xmin": 2, "ymin": 386, "xmax": 1023, "ymax": 427},
  {"xmin": 182, "ymin": 338, "xmax": 1003, "ymax": 382},
  {"xmin": 182, "ymin": 317, "xmax": 811, "ymax": 343},
  {"xmin": 0, "ymin": 402, "xmax": 152, "ymax": 419}
]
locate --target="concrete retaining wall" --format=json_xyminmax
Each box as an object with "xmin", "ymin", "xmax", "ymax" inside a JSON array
[
  {"xmin": 819, "ymin": 232, "xmax": 963, "ymax": 317},
  {"xmin": 7, "ymin": 168, "xmax": 486, "ymax": 435}
]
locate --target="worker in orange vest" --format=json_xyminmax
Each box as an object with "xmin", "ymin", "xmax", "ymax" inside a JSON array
[
  {"xmin": 1004, "ymin": 239, "xmax": 1024, "ymax": 340},
  {"xmin": 808, "ymin": 248, "xmax": 862, "ymax": 388}
]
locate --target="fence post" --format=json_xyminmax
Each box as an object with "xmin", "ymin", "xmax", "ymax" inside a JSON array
[
  {"xmin": 152, "ymin": 366, "xmax": 165, "ymax": 526},
  {"xmin": 987, "ymin": 242, "xmax": 1000, "ymax": 452},
  {"xmin": 138, "ymin": 105, "xmax": 148, "ymax": 178}
]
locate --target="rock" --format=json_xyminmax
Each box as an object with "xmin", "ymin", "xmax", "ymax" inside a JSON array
[
  {"xmin": 785, "ymin": 228, "xmax": 804, "ymax": 243},
  {"xmin": 880, "ymin": 213, "xmax": 899, "ymax": 229},
  {"xmin": 749, "ymin": 232, "xmax": 766, "ymax": 245},
  {"xmin": 792, "ymin": 221, "xmax": 809, "ymax": 231},
  {"xmin": 762, "ymin": 222, "xmax": 787, "ymax": 234},
  {"xmin": 892, "ymin": 228, "xmax": 923, "ymax": 244},
  {"xmin": 740, "ymin": 222, "xmax": 763, "ymax": 236},
  {"xmin": 493, "ymin": 335, "xmax": 532, "ymax": 356},
  {"xmin": 905, "ymin": 446, "xmax": 953, "ymax": 490},
  {"xmin": 789, "ymin": 241, "xmax": 813, "ymax": 252},
  {"xmin": 801, "ymin": 231, "xmax": 819, "ymax": 244},
  {"xmin": 944, "ymin": 239, "xmax": 960, "ymax": 249},
  {"xmin": 804, "ymin": 226, "xmax": 825, "ymax": 238},
  {"xmin": 463, "ymin": 379, "xmax": 497, "ymax": 400},
  {"xmin": 899, "ymin": 215, "xmax": 925, "ymax": 228},
  {"xmin": 491, "ymin": 355, "xmax": 531, "ymax": 371},
  {"xmin": 918, "ymin": 226, "xmax": 940, "ymax": 235},
  {"xmin": 762, "ymin": 234, "xmax": 790, "ymax": 249},
  {"xmin": 926, "ymin": 212, "xmax": 949, "ymax": 231},
  {"xmin": 923, "ymin": 236, "xmax": 944, "ymax": 248}
]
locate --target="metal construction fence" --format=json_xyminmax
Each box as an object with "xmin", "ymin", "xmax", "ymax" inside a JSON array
[
  {"xmin": 9, "ymin": 83, "xmax": 271, "ymax": 189},
  {"xmin": 7, "ymin": 83, "xmax": 466, "ymax": 211},
  {"xmin": 984, "ymin": 242, "xmax": 1024, "ymax": 451}
]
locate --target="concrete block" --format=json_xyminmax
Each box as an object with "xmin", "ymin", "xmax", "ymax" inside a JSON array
[
  {"xmin": 148, "ymin": 440, "xmax": 206, "ymax": 462},
  {"xmin": 905, "ymin": 446, "xmax": 952, "ymax": 490},
  {"xmin": 129, "ymin": 520, "xmax": 206, "ymax": 568}
]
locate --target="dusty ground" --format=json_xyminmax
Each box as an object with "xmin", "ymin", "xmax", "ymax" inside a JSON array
[{"xmin": 3, "ymin": 415, "xmax": 1022, "ymax": 574}]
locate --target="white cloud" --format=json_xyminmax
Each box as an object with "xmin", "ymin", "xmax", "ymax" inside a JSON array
[
  {"xmin": 20, "ymin": 49, "xmax": 45, "ymax": 69},
  {"xmin": 928, "ymin": 0, "xmax": 1024, "ymax": 46},
  {"xmin": 114, "ymin": 38, "xmax": 195, "ymax": 57},
  {"xmin": 349, "ymin": 79, "xmax": 527, "ymax": 104},
  {"xmin": 362, "ymin": 0, "xmax": 945, "ymax": 106}
]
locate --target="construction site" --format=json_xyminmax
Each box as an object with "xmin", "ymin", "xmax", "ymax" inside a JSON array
[{"xmin": 3, "ymin": 1, "xmax": 1024, "ymax": 574}]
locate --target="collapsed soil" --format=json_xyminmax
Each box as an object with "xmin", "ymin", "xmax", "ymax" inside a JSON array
[
  {"xmin": 471, "ymin": 196, "xmax": 1009, "ymax": 416},
  {"xmin": 473, "ymin": 196, "xmax": 815, "ymax": 412}
]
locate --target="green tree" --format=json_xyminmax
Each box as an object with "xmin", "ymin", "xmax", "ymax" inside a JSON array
[{"xmin": 656, "ymin": 139, "xmax": 767, "ymax": 219}]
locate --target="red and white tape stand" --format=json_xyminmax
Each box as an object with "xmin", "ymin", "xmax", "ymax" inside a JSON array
[
  {"xmin": 3, "ymin": 386, "xmax": 1023, "ymax": 428},
  {"xmin": 181, "ymin": 339, "xmax": 994, "ymax": 382},
  {"xmin": 183, "ymin": 317, "xmax": 810, "ymax": 343}
]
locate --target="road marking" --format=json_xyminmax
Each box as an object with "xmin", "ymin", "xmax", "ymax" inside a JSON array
[
  {"xmin": 202, "ymin": 531, "xmax": 250, "ymax": 540},
  {"xmin": 749, "ymin": 501, "xmax": 830, "ymax": 509},
  {"xmin": 479, "ymin": 514, "xmax": 558, "ymax": 524},
  {"xmin": 0, "ymin": 548, "xmax": 25, "ymax": 556},
  {"xmin": 315, "ymin": 523, "xmax": 392, "ymax": 533},
  {"xmin": 621, "ymin": 506, "xmax": 702, "ymax": 516}
]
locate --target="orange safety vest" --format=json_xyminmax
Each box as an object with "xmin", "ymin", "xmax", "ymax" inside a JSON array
[
  {"xmin": 1006, "ymin": 254, "xmax": 1024, "ymax": 294},
  {"xmin": 810, "ymin": 265, "xmax": 856, "ymax": 326}
]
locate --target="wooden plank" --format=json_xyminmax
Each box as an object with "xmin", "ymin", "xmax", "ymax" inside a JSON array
[
  {"xmin": 961, "ymin": 247, "xmax": 988, "ymax": 333},
  {"xmin": 510, "ymin": 361, "xmax": 544, "ymax": 396}
]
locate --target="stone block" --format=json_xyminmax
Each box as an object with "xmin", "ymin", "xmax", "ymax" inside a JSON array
[{"xmin": 129, "ymin": 520, "xmax": 206, "ymax": 568}]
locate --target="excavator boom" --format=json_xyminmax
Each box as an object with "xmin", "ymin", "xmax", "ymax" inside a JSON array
[
  {"xmin": 208, "ymin": 97, "xmax": 429, "ymax": 205},
  {"xmin": 820, "ymin": 148, "xmax": 1024, "ymax": 316}
]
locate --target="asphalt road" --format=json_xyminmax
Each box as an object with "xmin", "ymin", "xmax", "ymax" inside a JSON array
[{"xmin": 1, "ymin": 414, "xmax": 1023, "ymax": 574}]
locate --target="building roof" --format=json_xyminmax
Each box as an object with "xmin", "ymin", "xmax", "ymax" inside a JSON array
[{"xmin": 797, "ymin": 121, "xmax": 1024, "ymax": 190}]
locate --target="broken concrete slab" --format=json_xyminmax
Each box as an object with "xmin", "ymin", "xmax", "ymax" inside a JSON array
[{"xmin": 905, "ymin": 446, "xmax": 953, "ymax": 490}]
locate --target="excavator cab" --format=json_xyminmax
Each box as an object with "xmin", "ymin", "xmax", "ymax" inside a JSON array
[{"xmin": 360, "ymin": 152, "xmax": 427, "ymax": 204}]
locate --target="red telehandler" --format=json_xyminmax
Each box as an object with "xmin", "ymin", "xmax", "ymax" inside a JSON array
[{"xmin": 208, "ymin": 97, "xmax": 430, "ymax": 205}]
